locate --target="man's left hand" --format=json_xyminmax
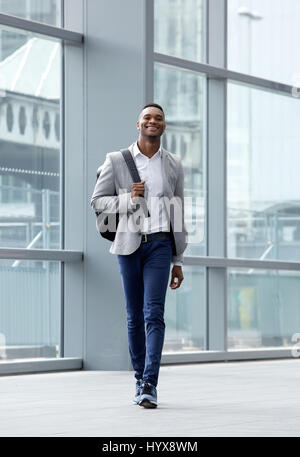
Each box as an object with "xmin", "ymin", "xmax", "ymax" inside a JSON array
[{"xmin": 169, "ymin": 266, "xmax": 184, "ymax": 290}]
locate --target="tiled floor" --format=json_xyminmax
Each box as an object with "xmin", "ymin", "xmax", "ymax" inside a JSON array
[{"xmin": 1, "ymin": 359, "xmax": 300, "ymax": 437}]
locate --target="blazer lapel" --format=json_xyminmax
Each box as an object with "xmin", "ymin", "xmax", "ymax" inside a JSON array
[{"xmin": 161, "ymin": 148, "xmax": 171, "ymax": 197}]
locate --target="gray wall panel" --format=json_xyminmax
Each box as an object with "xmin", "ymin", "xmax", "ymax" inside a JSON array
[
  {"xmin": 84, "ymin": 0, "xmax": 147, "ymax": 370},
  {"xmin": 64, "ymin": 0, "xmax": 85, "ymax": 360}
]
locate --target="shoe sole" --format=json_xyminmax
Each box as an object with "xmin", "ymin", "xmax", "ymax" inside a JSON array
[{"xmin": 139, "ymin": 399, "xmax": 157, "ymax": 409}]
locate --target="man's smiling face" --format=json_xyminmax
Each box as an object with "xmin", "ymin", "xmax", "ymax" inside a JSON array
[{"xmin": 137, "ymin": 106, "xmax": 166, "ymax": 139}]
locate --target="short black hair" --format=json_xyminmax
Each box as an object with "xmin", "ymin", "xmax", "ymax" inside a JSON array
[{"xmin": 140, "ymin": 103, "xmax": 165, "ymax": 117}]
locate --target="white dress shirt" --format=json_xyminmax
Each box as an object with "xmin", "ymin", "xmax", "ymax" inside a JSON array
[{"xmin": 129, "ymin": 141, "xmax": 183, "ymax": 267}]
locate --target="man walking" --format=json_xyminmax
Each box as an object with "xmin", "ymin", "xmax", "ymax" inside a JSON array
[{"xmin": 91, "ymin": 104, "xmax": 187, "ymax": 408}]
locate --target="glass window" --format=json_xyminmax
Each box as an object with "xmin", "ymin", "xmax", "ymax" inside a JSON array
[
  {"xmin": 0, "ymin": 260, "xmax": 61, "ymax": 361},
  {"xmin": 228, "ymin": 268, "xmax": 300, "ymax": 350},
  {"xmin": 0, "ymin": 0, "xmax": 61, "ymax": 27},
  {"xmin": 164, "ymin": 266, "xmax": 206, "ymax": 353},
  {"xmin": 0, "ymin": 29, "xmax": 62, "ymax": 249},
  {"xmin": 154, "ymin": 63, "xmax": 206, "ymax": 256},
  {"xmin": 227, "ymin": 82, "xmax": 300, "ymax": 261},
  {"xmin": 228, "ymin": 0, "xmax": 300, "ymax": 86},
  {"xmin": 154, "ymin": 0, "xmax": 206, "ymax": 63}
]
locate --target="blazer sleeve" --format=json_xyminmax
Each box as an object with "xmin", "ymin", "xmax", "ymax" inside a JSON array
[
  {"xmin": 90, "ymin": 153, "xmax": 136, "ymax": 215},
  {"xmin": 171, "ymin": 158, "xmax": 187, "ymax": 266}
]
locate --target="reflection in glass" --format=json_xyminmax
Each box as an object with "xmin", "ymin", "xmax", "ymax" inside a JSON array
[
  {"xmin": 0, "ymin": 260, "xmax": 61, "ymax": 361},
  {"xmin": 155, "ymin": 0, "xmax": 206, "ymax": 63},
  {"xmin": 228, "ymin": 268, "xmax": 300, "ymax": 349},
  {"xmin": 154, "ymin": 63, "xmax": 206, "ymax": 256},
  {"xmin": 0, "ymin": 0, "xmax": 61, "ymax": 27},
  {"xmin": 0, "ymin": 30, "xmax": 61, "ymax": 249},
  {"xmin": 228, "ymin": 0, "xmax": 300, "ymax": 85},
  {"xmin": 164, "ymin": 266, "xmax": 205, "ymax": 353},
  {"xmin": 227, "ymin": 82, "xmax": 300, "ymax": 261}
]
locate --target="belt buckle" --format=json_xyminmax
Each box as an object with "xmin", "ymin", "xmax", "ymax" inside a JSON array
[{"xmin": 142, "ymin": 234, "xmax": 147, "ymax": 243}]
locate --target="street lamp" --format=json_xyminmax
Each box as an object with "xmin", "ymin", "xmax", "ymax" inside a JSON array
[
  {"xmin": 237, "ymin": 6, "xmax": 263, "ymax": 221},
  {"xmin": 237, "ymin": 6, "xmax": 263, "ymax": 21},
  {"xmin": 237, "ymin": 6, "xmax": 263, "ymax": 75},
  {"xmin": 238, "ymin": 5, "xmax": 263, "ymax": 74}
]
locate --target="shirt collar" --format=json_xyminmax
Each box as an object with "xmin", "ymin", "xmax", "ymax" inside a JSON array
[{"xmin": 132, "ymin": 141, "xmax": 162, "ymax": 158}]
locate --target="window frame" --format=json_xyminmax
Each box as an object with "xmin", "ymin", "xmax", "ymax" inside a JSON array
[
  {"xmin": 0, "ymin": 0, "xmax": 84, "ymax": 372},
  {"xmin": 149, "ymin": 0, "xmax": 300, "ymax": 361}
]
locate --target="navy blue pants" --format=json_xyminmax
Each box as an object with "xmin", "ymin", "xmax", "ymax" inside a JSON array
[{"xmin": 117, "ymin": 236, "xmax": 173, "ymax": 387}]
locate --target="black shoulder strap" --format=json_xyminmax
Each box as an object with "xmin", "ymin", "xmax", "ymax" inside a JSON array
[
  {"xmin": 95, "ymin": 151, "xmax": 138, "ymax": 182},
  {"xmin": 120, "ymin": 149, "xmax": 150, "ymax": 217},
  {"xmin": 120, "ymin": 149, "xmax": 141, "ymax": 183},
  {"xmin": 96, "ymin": 151, "xmax": 138, "ymax": 182}
]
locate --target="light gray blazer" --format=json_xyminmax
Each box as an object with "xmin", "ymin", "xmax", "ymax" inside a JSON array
[{"xmin": 90, "ymin": 144, "xmax": 188, "ymax": 263}]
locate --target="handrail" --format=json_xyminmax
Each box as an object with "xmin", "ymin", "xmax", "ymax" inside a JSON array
[
  {"xmin": 184, "ymin": 255, "xmax": 300, "ymax": 271},
  {"xmin": 0, "ymin": 248, "xmax": 83, "ymax": 262}
]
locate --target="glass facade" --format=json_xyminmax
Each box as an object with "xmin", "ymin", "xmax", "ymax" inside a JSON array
[
  {"xmin": 226, "ymin": 2, "xmax": 300, "ymax": 351},
  {"xmin": 0, "ymin": 260, "xmax": 61, "ymax": 360},
  {"xmin": 154, "ymin": 0, "xmax": 206, "ymax": 63},
  {"xmin": 0, "ymin": 1, "xmax": 61, "ymax": 65},
  {"xmin": 154, "ymin": 63, "xmax": 206, "ymax": 256},
  {"xmin": 0, "ymin": 0, "xmax": 61, "ymax": 27},
  {"xmin": 0, "ymin": 29, "xmax": 62, "ymax": 249},
  {"xmin": 0, "ymin": 0, "xmax": 299, "ymax": 373},
  {"xmin": 154, "ymin": 1, "xmax": 207, "ymax": 357},
  {"xmin": 154, "ymin": 0, "xmax": 300, "ymax": 358},
  {"xmin": 227, "ymin": 82, "xmax": 300, "ymax": 261},
  {"xmin": 165, "ymin": 266, "xmax": 206, "ymax": 352},
  {"xmin": 228, "ymin": 268, "xmax": 300, "ymax": 349},
  {"xmin": 0, "ymin": 2, "xmax": 65, "ymax": 369},
  {"xmin": 228, "ymin": 0, "xmax": 300, "ymax": 86}
]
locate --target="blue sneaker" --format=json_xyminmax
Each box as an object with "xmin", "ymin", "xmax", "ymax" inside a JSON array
[
  {"xmin": 133, "ymin": 379, "xmax": 143, "ymax": 404},
  {"xmin": 139, "ymin": 381, "xmax": 158, "ymax": 408}
]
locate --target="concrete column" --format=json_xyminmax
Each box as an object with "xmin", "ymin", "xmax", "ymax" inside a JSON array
[{"xmin": 84, "ymin": 0, "xmax": 148, "ymax": 369}]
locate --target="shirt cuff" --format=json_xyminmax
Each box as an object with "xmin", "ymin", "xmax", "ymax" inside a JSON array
[{"xmin": 172, "ymin": 254, "xmax": 183, "ymax": 266}]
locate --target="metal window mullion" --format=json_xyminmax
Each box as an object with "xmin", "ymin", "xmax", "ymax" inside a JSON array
[
  {"xmin": 183, "ymin": 256, "xmax": 300, "ymax": 271},
  {"xmin": 153, "ymin": 53, "xmax": 294, "ymax": 97},
  {"xmin": 144, "ymin": 0, "xmax": 154, "ymax": 103},
  {"xmin": 62, "ymin": 0, "xmax": 85, "ymax": 362},
  {"xmin": 59, "ymin": 262, "xmax": 65, "ymax": 357},
  {"xmin": 207, "ymin": 0, "xmax": 227, "ymax": 352},
  {"xmin": 0, "ymin": 357, "xmax": 82, "ymax": 375},
  {"xmin": 61, "ymin": 0, "xmax": 65, "ymax": 28},
  {"xmin": 0, "ymin": 248, "xmax": 82, "ymax": 262},
  {"xmin": 61, "ymin": 48, "xmax": 66, "ymax": 346},
  {"xmin": 0, "ymin": 13, "xmax": 83, "ymax": 44},
  {"xmin": 60, "ymin": 25, "xmax": 66, "ymax": 356},
  {"xmin": 161, "ymin": 347, "xmax": 294, "ymax": 364}
]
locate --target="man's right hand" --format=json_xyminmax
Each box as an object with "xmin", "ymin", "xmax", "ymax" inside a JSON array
[{"xmin": 131, "ymin": 180, "xmax": 145, "ymax": 203}]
